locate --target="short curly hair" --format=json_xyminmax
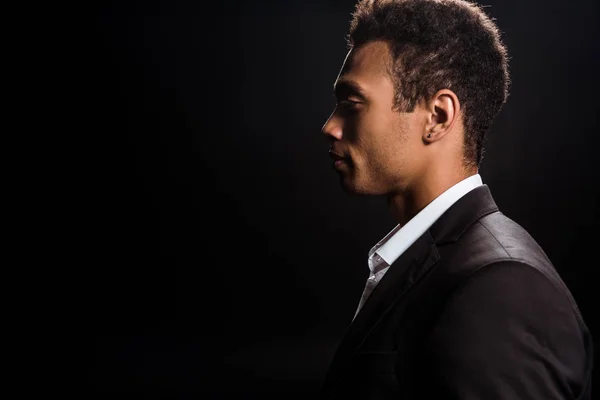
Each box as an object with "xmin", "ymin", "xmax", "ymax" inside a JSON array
[{"xmin": 348, "ymin": 0, "xmax": 510, "ymax": 168}]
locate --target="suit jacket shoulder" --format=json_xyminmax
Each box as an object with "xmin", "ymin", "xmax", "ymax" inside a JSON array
[{"xmin": 437, "ymin": 207, "xmax": 586, "ymax": 325}]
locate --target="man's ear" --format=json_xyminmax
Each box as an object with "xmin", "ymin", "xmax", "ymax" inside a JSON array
[{"xmin": 423, "ymin": 89, "xmax": 460, "ymax": 142}]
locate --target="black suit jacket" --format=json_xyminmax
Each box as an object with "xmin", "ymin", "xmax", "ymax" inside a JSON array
[{"xmin": 319, "ymin": 185, "xmax": 593, "ymax": 399}]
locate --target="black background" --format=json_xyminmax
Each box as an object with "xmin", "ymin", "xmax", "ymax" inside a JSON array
[{"xmin": 82, "ymin": 0, "xmax": 599, "ymax": 398}]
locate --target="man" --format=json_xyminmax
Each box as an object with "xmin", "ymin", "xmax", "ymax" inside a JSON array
[{"xmin": 319, "ymin": 0, "xmax": 593, "ymax": 399}]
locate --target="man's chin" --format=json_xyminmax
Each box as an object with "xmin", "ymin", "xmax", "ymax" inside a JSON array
[{"xmin": 339, "ymin": 177, "xmax": 376, "ymax": 196}]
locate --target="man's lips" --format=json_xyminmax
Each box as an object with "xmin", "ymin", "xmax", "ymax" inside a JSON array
[
  {"xmin": 329, "ymin": 150, "xmax": 347, "ymax": 162},
  {"xmin": 329, "ymin": 150, "xmax": 350, "ymax": 169}
]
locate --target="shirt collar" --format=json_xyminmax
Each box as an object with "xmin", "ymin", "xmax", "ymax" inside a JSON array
[{"xmin": 369, "ymin": 174, "xmax": 483, "ymax": 271}]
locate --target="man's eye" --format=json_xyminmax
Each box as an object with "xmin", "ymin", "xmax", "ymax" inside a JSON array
[{"xmin": 338, "ymin": 100, "xmax": 360, "ymax": 107}]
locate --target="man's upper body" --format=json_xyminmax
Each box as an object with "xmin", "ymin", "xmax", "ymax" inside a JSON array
[
  {"xmin": 320, "ymin": 0, "xmax": 593, "ymax": 398},
  {"xmin": 319, "ymin": 181, "xmax": 594, "ymax": 399}
]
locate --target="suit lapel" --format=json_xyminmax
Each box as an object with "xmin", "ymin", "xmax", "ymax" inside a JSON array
[
  {"xmin": 321, "ymin": 231, "xmax": 440, "ymax": 396},
  {"xmin": 342, "ymin": 231, "xmax": 440, "ymax": 355}
]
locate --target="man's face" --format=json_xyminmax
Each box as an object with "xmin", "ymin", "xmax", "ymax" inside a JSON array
[{"xmin": 322, "ymin": 41, "xmax": 427, "ymax": 195}]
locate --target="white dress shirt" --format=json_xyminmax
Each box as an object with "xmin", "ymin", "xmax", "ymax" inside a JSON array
[{"xmin": 352, "ymin": 174, "xmax": 483, "ymax": 321}]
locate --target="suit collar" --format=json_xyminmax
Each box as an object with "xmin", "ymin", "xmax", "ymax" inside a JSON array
[
  {"xmin": 376, "ymin": 174, "xmax": 483, "ymax": 265},
  {"xmin": 429, "ymin": 184, "xmax": 499, "ymax": 245}
]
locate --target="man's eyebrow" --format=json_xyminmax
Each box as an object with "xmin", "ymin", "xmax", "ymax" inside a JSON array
[{"xmin": 333, "ymin": 79, "xmax": 368, "ymax": 99}]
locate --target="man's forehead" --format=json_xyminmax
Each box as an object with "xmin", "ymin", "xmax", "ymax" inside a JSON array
[
  {"xmin": 338, "ymin": 41, "xmax": 392, "ymax": 84},
  {"xmin": 335, "ymin": 41, "xmax": 392, "ymax": 91}
]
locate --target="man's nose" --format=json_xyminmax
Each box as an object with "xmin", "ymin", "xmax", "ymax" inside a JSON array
[{"xmin": 321, "ymin": 111, "xmax": 343, "ymax": 141}]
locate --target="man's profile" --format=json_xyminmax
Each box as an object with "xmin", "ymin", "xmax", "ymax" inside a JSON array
[{"xmin": 320, "ymin": 0, "xmax": 593, "ymax": 398}]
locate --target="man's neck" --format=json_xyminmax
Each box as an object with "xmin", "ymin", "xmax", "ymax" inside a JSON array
[{"xmin": 387, "ymin": 167, "xmax": 478, "ymax": 226}]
